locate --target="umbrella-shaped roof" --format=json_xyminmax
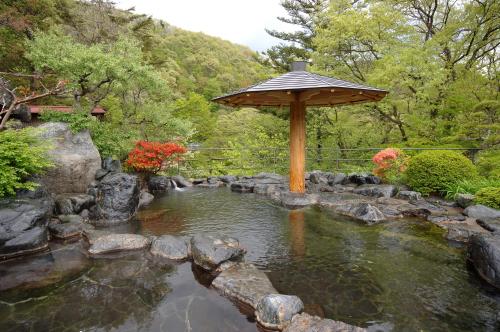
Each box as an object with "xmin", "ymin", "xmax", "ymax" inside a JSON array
[{"xmin": 212, "ymin": 62, "xmax": 388, "ymax": 107}]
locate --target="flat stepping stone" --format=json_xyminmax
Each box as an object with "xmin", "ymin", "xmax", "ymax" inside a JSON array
[
  {"xmin": 212, "ymin": 262, "xmax": 277, "ymax": 309},
  {"xmin": 88, "ymin": 234, "xmax": 151, "ymax": 255},
  {"xmin": 150, "ymin": 235, "xmax": 190, "ymax": 260}
]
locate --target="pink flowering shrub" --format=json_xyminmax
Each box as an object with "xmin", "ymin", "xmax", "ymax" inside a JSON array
[{"xmin": 372, "ymin": 148, "xmax": 409, "ymax": 183}]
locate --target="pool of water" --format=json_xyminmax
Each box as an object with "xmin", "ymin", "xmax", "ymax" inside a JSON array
[
  {"xmin": 136, "ymin": 188, "xmax": 500, "ymax": 331},
  {"xmin": 1, "ymin": 187, "xmax": 499, "ymax": 331}
]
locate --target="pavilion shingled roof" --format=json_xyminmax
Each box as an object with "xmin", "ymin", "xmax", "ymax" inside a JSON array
[{"xmin": 212, "ymin": 70, "xmax": 388, "ymax": 107}]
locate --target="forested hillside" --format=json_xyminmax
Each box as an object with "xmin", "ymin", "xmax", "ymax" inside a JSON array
[{"xmin": 0, "ymin": 0, "xmax": 498, "ymax": 177}]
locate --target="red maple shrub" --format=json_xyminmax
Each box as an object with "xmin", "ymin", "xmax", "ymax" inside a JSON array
[
  {"xmin": 372, "ymin": 148, "xmax": 409, "ymax": 183},
  {"xmin": 125, "ymin": 141, "xmax": 187, "ymax": 174}
]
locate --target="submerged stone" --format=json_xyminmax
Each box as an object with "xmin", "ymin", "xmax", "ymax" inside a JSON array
[
  {"xmin": 139, "ymin": 191, "xmax": 155, "ymax": 208},
  {"xmin": 280, "ymin": 192, "xmax": 318, "ymax": 210},
  {"xmin": 284, "ymin": 313, "xmax": 367, "ymax": 332},
  {"xmin": 255, "ymin": 294, "xmax": 304, "ymax": 330},
  {"xmin": 48, "ymin": 221, "xmax": 84, "ymax": 239}
]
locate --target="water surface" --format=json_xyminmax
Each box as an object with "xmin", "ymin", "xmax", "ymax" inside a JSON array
[{"xmin": 1, "ymin": 187, "xmax": 499, "ymax": 331}]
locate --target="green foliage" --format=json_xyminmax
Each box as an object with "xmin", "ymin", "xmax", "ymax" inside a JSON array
[
  {"xmin": 444, "ymin": 178, "xmax": 500, "ymax": 200},
  {"xmin": 475, "ymin": 187, "xmax": 500, "ymax": 209},
  {"xmin": 174, "ymin": 93, "xmax": 215, "ymax": 142},
  {"xmin": 405, "ymin": 150, "xmax": 478, "ymax": 196},
  {"xmin": 476, "ymin": 150, "xmax": 500, "ymax": 179},
  {"xmin": 39, "ymin": 110, "xmax": 94, "ymax": 133},
  {"xmin": 0, "ymin": 128, "xmax": 53, "ymax": 197}
]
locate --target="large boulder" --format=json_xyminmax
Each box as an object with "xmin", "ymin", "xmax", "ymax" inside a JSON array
[
  {"xmin": 0, "ymin": 226, "xmax": 48, "ymax": 260},
  {"xmin": 284, "ymin": 313, "xmax": 367, "ymax": 332},
  {"xmin": 212, "ymin": 262, "xmax": 278, "ymax": 308},
  {"xmin": 0, "ymin": 198, "xmax": 53, "ymax": 259},
  {"xmin": 92, "ymin": 173, "xmax": 140, "ymax": 226},
  {"xmin": 150, "ymin": 235, "xmax": 190, "ymax": 260},
  {"xmin": 467, "ymin": 233, "xmax": 500, "ymax": 289},
  {"xmin": 148, "ymin": 176, "xmax": 171, "ymax": 193},
  {"xmin": 190, "ymin": 234, "xmax": 245, "ymax": 271},
  {"xmin": 464, "ymin": 205, "xmax": 500, "ymax": 220},
  {"xmin": 38, "ymin": 122, "xmax": 101, "ymax": 194},
  {"xmin": 88, "ymin": 233, "xmax": 151, "ymax": 255},
  {"xmin": 256, "ymin": 294, "xmax": 304, "ymax": 330}
]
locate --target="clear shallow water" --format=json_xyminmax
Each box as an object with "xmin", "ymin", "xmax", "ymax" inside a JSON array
[
  {"xmin": 136, "ymin": 188, "xmax": 500, "ymax": 331},
  {"xmin": 1, "ymin": 187, "xmax": 499, "ymax": 332}
]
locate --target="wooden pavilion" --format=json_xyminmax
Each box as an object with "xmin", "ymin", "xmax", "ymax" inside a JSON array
[{"xmin": 212, "ymin": 61, "xmax": 388, "ymax": 194}]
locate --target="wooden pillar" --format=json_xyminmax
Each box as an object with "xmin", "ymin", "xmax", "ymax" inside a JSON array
[{"xmin": 289, "ymin": 94, "xmax": 306, "ymax": 193}]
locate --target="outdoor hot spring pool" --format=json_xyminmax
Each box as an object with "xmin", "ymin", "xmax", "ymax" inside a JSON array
[{"xmin": 1, "ymin": 187, "xmax": 500, "ymax": 331}]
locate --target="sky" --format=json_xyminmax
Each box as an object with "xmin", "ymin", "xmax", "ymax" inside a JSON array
[{"xmin": 114, "ymin": 0, "xmax": 297, "ymax": 52}]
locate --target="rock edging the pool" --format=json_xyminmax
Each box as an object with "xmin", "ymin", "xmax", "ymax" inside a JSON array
[{"xmin": 83, "ymin": 230, "xmax": 367, "ymax": 331}]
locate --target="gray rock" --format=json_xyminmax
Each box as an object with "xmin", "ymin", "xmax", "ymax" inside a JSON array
[
  {"xmin": 456, "ymin": 193, "xmax": 475, "ymax": 208},
  {"xmin": 464, "ymin": 205, "xmax": 500, "ymax": 220},
  {"xmin": 58, "ymin": 214, "xmax": 83, "ymax": 224},
  {"xmin": 256, "ymin": 294, "xmax": 304, "ymax": 330},
  {"xmin": 212, "ymin": 262, "xmax": 277, "ymax": 308},
  {"xmin": 38, "ymin": 122, "xmax": 101, "ymax": 194},
  {"xmin": 82, "ymin": 229, "xmax": 113, "ymax": 246},
  {"xmin": 80, "ymin": 209, "xmax": 89, "ymax": 220},
  {"xmin": 55, "ymin": 194, "xmax": 94, "ymax": 215},
  {"xmin": 309, "ymin": 172, "xmax": 329, "ymax": 185},
  {"xmin": 254, "ymin": 184, "xmax": 278, "ymax": 195},
  {"xmin": 329, "ymin": 173, "xmax": 347, "ymax": 185},
  {"xmin": 0, "ymin": 227, "xmax": 48, "ymax": 259},
  {"xmin": 353, "ymin": 184, "xmax": 397, "ymax": 198},
  {"xmin": 280, "ymin": 192, "xmax": 318, "ymax": 210},
  {"xmin": 0, "ymin": 197, "xmax": 53, "ymax": 252},
  {"xmin": 397, "ymin": 190, "xmax": 422, "ymax": 201},
  {"xmin": 102, "ymin": 157, "xmax": 121, "ymax": 172},
  {"xmin": 477, "ymin": 218, "xmax": 500, "ymax": 233},
  {"xmin": 468, "ymin": 234, "xmax": 500, "ymax": 289},
  {"xmin": 220, "ymin": 175, "xmax": 237, "ymax": 183},
  {"xmin": 150, "ymin": 235, "xmax": 190, "ymax": 260},
  {"xmin": 148, "ymin": 176, "xmax": 171, "ymax": 193},
  {"xmin": 231, "ymin": 181, "xmax": 255, "ymax": 193},
  {"xmin": 94, "ymin": 169, "xmax": 110, "ymax": 180},
  {"xmin": 92, "ymin": 172, "xmax": 140, "ymax": 226},
  {"xmin": 284, "ymin": 313, "xmax": 367, "ymax": 332},
  {"xmin": 139, "ymin": 191, "xmax": 154, "ymax": 208},
  {"xmin": 446, "ymin": 225, "xmax": 479, "ymax": 243},
  {"xmin": 348, "ymin": 173, "xmax": 381, "ymax": 185},
  {"xmin": 352, "ymin": 203, "xmax": 385, "ymax": 224},
  {"xmin": 88, "ymin": 233, "xmax": 151, "ymax": 255},
  {"xmin": 171, "ymin": 175, "xmax": 192, "ymax": 188},
  {"xmin": 49, "ymin": 221, "xmax": 83, "ymax": 239},
  {"xmin": 190, "ymin": 234, "xmax": 245, "ymax": 271}
]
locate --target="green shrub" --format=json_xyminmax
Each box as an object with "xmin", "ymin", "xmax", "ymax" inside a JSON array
[
  {"xmin": 476, "ymin": 150, "xmax": 500, "ymax": 179},
  {"xmin": 475, "ymin": 187, "xmax": 500, "ymax": 209},
  {"xmin": 444, "ymin": 178, "xmax": 500, "ymax": 199},
  {"xmin": 0, "ymin": 128, "xmax": 53, "ymax": 197},
  {"xmin": 405, "ymin": 150, "xmax": 478, "ymax": 196}
]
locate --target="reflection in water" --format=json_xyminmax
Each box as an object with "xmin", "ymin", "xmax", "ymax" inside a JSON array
[{"xmin": 289, "ymin": 210, "xmax": 305, "ymax": 259}]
